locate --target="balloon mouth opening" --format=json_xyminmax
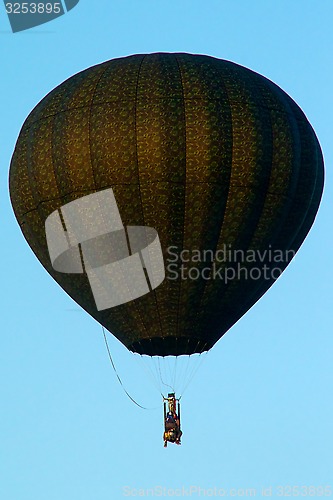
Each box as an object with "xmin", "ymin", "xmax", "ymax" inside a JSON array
[{"xmin": 128, "ymin": 337, "xmax": 211, "ymax": 356}]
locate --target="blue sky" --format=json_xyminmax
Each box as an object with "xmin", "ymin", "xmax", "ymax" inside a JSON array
[{"xmin": 1, "ymin": 1, "xmax": 332, "ymax": 499}]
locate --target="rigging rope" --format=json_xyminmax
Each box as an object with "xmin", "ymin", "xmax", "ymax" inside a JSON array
[
  {"xmin": 179, "ymin": 351, "xmax": 209, "ymax": 398},
  {"xmin": 102, "ymin": 327, "xmax": 162, "ymax": 410},
  {"xmin": 158, "ymin": 357, "xmax": 175, "ymax": 393}
]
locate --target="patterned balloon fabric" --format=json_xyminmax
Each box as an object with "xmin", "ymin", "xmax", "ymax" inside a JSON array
[{"xmin": 9, "ymin": 53, "xmax": 324, "ymax": 356}]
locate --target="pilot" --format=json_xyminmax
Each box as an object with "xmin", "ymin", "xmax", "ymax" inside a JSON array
[{"xmin": 163, "ymin": 397, "xmax": 182, "ymax": 447}]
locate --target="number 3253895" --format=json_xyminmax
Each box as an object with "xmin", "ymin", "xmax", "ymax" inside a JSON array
[{"xmin": 5, "ymin": 3, "xmax": 62, "ymax": 14}]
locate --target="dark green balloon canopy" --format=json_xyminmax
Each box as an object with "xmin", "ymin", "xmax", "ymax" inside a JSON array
[{"xmin": 9, "ymin": 53, "xmax": 324, "ymax": 356}]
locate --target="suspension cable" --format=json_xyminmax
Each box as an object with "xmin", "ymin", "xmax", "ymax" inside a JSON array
[
  {"xmin": 179, "ymin": 351, "xmax": 209, "ymax": 398},
  {"xmin": 102, "ymin": 327, "xmax": 162, "ymax": 410}
]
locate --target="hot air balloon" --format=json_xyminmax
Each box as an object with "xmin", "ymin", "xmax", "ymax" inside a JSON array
[{"xmin": 9, "ymin": 53, "xmax": 324, "ymax": 405}]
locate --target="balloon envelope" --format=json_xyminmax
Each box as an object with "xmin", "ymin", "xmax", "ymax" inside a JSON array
[{"xmin": 9, "ymin": 53, "xmax": 324, "ymax": 356}]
